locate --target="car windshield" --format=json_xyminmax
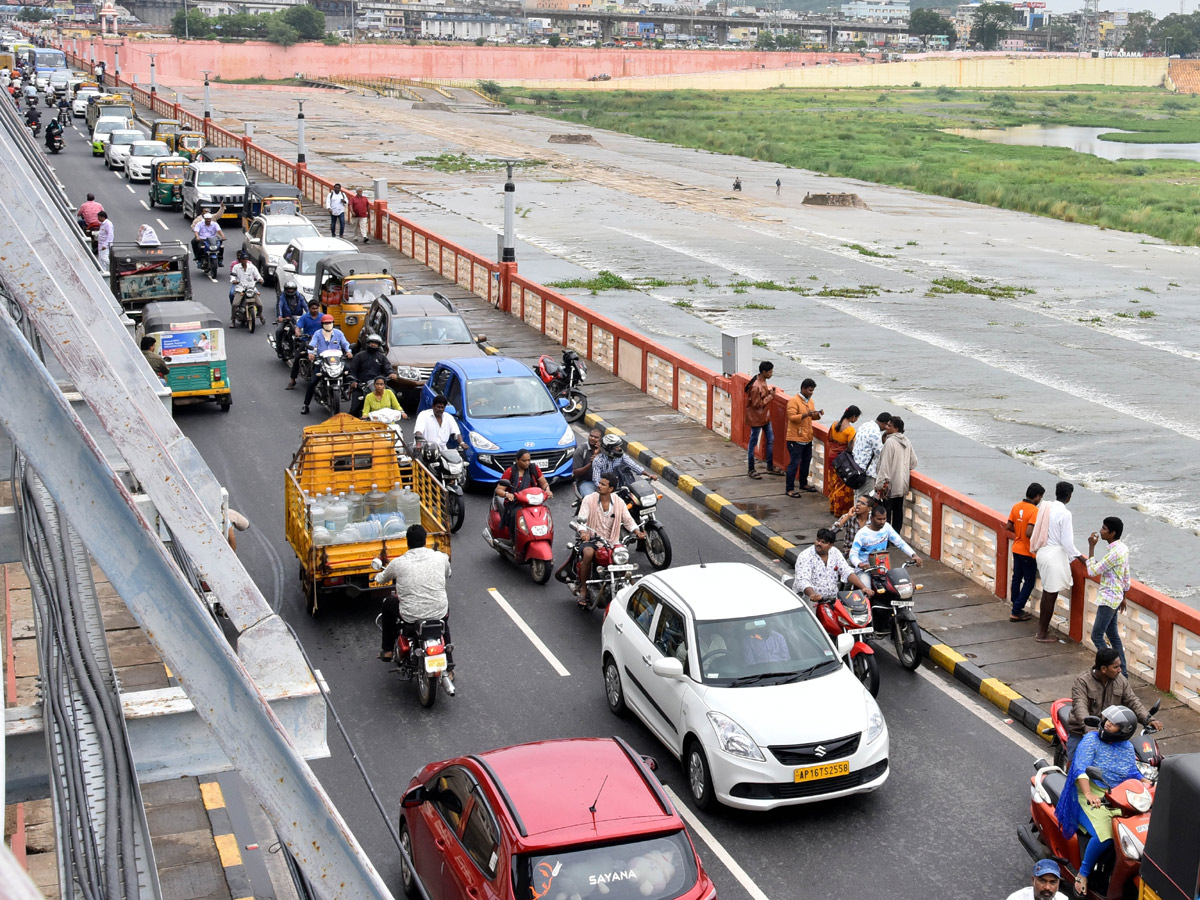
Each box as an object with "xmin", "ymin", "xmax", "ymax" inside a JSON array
[
  {"xmin": 158, "ymin": 164, "xmax": 185, "ymax": 179},
  {"xmin": 695, "ymin": 607, "xmax": 840, "ymax": 686},
  {"xmin": 132, "ymin": 143, "xmax": 169, "ymax": 157},
  {"xmin": 265, "ymin": 224, "xmax": 318, "ymax": 246},
  {"xmin": 94, "ymin": 121, "xmax": 123, "ymax": 136},
  {"xmin": 516, "ymin": 832, "xmax": 697, "ymax": 900},
  {"xmin": 343, "ymin": 277, "xmax": 394, "ymax": 305},
  {"xmin": 390, "ymin": 315, "xmax": 473, "ymax": 347},
  {"xmin": 197, "ymin": 171, "xmax": 248, "ymax": 187},
  {"xmin": 464, "ymin": 375, "xmax": 555, "ymax": 419}
]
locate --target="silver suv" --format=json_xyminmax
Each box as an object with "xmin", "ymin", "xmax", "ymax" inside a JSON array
[{"xmin": 182, "ymin": 162, "xmax": 248, "ymax": 220}]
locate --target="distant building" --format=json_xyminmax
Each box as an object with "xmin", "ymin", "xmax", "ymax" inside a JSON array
[{"xmin": 840, "ymin": 0, "xmax": 909, "ymax": 23}]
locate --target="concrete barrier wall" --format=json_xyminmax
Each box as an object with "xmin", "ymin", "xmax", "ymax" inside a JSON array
[{"xmin": 511, "ymin": 55, "xmax": 1170, "ymax": 90}]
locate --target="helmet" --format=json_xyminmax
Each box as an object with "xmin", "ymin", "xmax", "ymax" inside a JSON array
[
  {"xmin": 284, "ymin": 280, "xmax": 298, "ymax": 295},
  {"xmin": 320, "ymin": 314, "xmax": 334, "ymax": 324},
  {"xmin": 1099, "ymin": 705, "xmax": 1138, "ymax": 743},
  {"xmin": 365, "ymin": 333, "xmax": 383, "ymax": 347},
  {"xmin": 601, "ymin": 433, "xmax": 623, "ymax": 459}
]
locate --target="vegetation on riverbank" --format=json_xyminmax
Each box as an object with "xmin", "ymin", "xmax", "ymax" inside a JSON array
[{"xmin": 508, "ymin": 86, "xmax": 1200, "ymax": 245}]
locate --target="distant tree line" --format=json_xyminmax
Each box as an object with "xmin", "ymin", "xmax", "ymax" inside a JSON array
[{"xmin": 171, "ymin": 4, "xmax": 326, "ymax": 45}]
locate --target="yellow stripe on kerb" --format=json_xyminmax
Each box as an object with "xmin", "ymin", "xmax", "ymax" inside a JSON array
[
  {"xmin": 603, "ymin": 426, "xmax": 626, "ymax": 437},
  {"xmin": 766, "ymin": 535, "xmax": 794, "ymax": 557},
  {"xmin": 625, "ymin": 441, "xmax": 648, "ymax": 457},
  {"xmin": 199, "ymin": 781, "xmax": 226, "ymax": 810},
  {"xmin": 583, "ymin": 413, "xmax": 602, "ymax": 428},
  {"xmin": 676, "ymin": 474, "xmax": 701, "ymax": 494},
  {"xmin": 734, "ymin": 514, "xmax": 760, "ymax": 535},
  {"xmin": 927, "ymin": 643, "xmax": 967, "ymax": 673},
  {"xmin": 213, "ymin": 833, "xmax": 243, "ymax": 868},
  {"xmin": 980, "ymin": 678, "xmax": 1022, "ymax": 713},
  {"xmin": 648, "ymin": 457, "xmax": 669, "ymax": 474},
  {"xmin": 703, "ymin": 493, "xmax": 730, "ymax": 513},
  {"xmin": 1036, "ymin": 717, "xmax": 1056, "ymax": 744}
]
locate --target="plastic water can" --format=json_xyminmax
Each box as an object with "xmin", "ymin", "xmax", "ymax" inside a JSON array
[
  {"xmin": 345, "ymin": 485, "xmax": 365, "ymax": 523},
  {"xmin": 325, "ymin": 493, "xmax": 350, "ymax": 534},
  {"xmin": 396, "ymin": 486, "xmax": 422, "ymax": 528},
  {"xmin": 365, "ymin": 483, "xmax": 389, "ymax": 516}
]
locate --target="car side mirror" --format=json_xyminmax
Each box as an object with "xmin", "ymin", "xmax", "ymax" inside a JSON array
[
  {"xmin": 281, "ymin": 263, "xmax": 295, "ymax": 273},
  {"xmin": 836, "ymin": 632, "xmax": 854, "ymax": 658},
  {"xmin": 474, "ymin": 333, "xmax": 487, "ymax": 343},
  {"xmin": 444, "ymin": 404, "xmax": 458, "ymax": 418},
  {"xmin": 401, "ymin": 785, "xmax": 427, "ymax": 809},
  {"xmin": 651, "ymin": 657, "xmax": 685, "ymax": 680}
]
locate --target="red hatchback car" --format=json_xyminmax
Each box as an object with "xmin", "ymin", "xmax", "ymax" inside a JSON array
[{"xmin": 398, "ymin": 737, "xmax": 717, "ymax": 900}]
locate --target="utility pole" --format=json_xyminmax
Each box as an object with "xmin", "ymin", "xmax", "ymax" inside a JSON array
[
  {"xmin": 498, "ymin": 159, "xmax": 521, "ymax": 263},
  {"xmin": 148, "ymin": 50, "xmax": 156, "ymax": 94},
  {"xmin": 183, "ymin": 0, "xmax": 189, "ymax": 39},
  {"xmin": 201, "ymin": 68, "xmax": 212, "ymax": 119},
  {"xmin": 296, "ymin": 98, "xmax": 306, "ymax": 164}
]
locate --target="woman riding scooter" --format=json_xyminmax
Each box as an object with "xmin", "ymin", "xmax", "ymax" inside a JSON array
[{"xmin": 1056, "ymin": 705, "xmax": 1143, "ymax": 897}]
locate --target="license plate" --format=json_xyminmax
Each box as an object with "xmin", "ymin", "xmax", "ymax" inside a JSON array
[
  {"xmin": 424, "ymin": 654, "xmax": 447, "ymax": 673},
  {"xmin": 532, "ymin": 458, "xmax": 549, "ymax": 469},
  {"xmin": 794, "ymin": 761, "xmax": 851, "ymax": 783},
  {"xmin": 891, "ymin": 600, "xmax": 914, "ymax": 608},
  {"xmin": 606, "ymin": 564, "xmax": 636, "ymax": 572},
  {"xmin": 847, "ymin": 627, "xmax": 873, "ymax": 636}
]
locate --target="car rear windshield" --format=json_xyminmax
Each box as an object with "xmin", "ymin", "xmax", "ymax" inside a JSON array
[
  {"xmin": 515, "ymin": 831, "xmax": 697, "ymax": 900},
  {"xmin": 197, "ymin": 171, "xmax": 248, "ymax": 187},
  {"xmin": 94, "ymin": 120, "xmax": 123, "ymax": 135},
  {"xmin": 465, "ymin": 375, "xmax": 555, "ymax": 419},
  {"xmin": 389, "ymin": 315, "xmax": 472, "ymax": 347},
  {"xmin": 110, "ymin": 132, "xmax": 139, "ymax": 145},
  {"xmin": 132, "ymin": 143, "xmax": 169, "ymax": 157},
  {"xmin": 265, "ymin": 224, "xmax": 318, "ymax": 246},
  {"xmin": 695, "ymin": 608, "xmax": 841, "ymax": 686}
]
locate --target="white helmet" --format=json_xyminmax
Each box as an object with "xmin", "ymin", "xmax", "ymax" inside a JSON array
[{"xmin": 601, "ymin": 433, "xmax": 623, "ymax": 459}]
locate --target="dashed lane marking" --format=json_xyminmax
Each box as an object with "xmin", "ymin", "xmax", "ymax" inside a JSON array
[
  {"xmin": 664, "ymin": 787, "xmax": 770, "ymax": 900},
  {"xmin": 487, "ymin": 587, "xmax": 570, "ymax": 677},
  {"xmin": 155, "ymin": 217, "xmax": 169, "ymax": 231},
  {"xmin": 139, "ymin": 200, "xmax": 149, "ymax": 210},
  {"xmin": 125, "ymin": 184, "xmax": 135, "ymax": 194}
]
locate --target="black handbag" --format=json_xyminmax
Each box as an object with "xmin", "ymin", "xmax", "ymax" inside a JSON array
[{"xmin": 832, "ymin": 450, "xmax": 868, "ymax": 489}]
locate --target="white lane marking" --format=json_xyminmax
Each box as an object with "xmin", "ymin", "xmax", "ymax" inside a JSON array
[
  {"xmin": 486, "ymin": 587, "xmax": 569, "ymax": 676},
  {"xmin": 156, "ymin": 217, "xmax": 169, "ymax": 231},
  {"xmin": 664, "ymin": 787, "xmax": 771, "ymax": 900},
  {"xmin": 139, "ymin": 200, "xmax": 149, "ymax": 210},
  {"xmin": 126, "ymin": 184, "xmax": 135, "ymax": 194}
]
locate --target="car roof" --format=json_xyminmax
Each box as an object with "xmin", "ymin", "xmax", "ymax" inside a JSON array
[
  {"xmin": 444, "ymin": 356, "xmax": 533, "ymax": 378},
  {"xmin": 382, "ymin": 294, "xmax": 457, "ymax": 317},
  {"xmin": 642, "ymin": 563, "xmax": 800, "ymax": 621},
  {"xmin": 288, "ymin": 237, "xmax": 356, "ymax": 252},
  {"xmin": 257, "ymin": 215, "xmax": 316, "ymax": 227},
  {"xmin": 110, "ymin": 129, "xmax": 141, "ymax": 137},
  {"xmin": 132, "ymin": 140, "xmax": 169, "ymax": 147},
  {"xmin": 475, "ymin": 738, "xmax": 677, "ymax": 844},
  {"xmin": 188, "ymin": 161, "xmax": 241, "ymax": 170}
]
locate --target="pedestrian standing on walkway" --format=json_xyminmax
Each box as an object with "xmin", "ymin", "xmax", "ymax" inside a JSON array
[
  {"xmin": 849, "ymin": 411, "xmax": 890, "ymax": 499},
  {"xmin": 95, "ymin": 210, "xmax": 113, "ymax": 272},
  {"xmin": 876, "ymin": 416, "xmax": 917, "ymax": 533},
  {"xmin": 349, "ymin": 188, "xmax": 371, "ymax": 244},
  {"xmin": 775, "ymin": 178, "xmax": 781, "ymax": 195},
  {"xmin": 826, "ymin": 405, "xmax": 860, "ymax": 515},
  {"xmin": 325, "ymin": 183, "xmax": 348, "ymax": 237},
  {"xmin": 1007, "ymin": 482, "xmax": 1044, "ymax": 622},
  {"xmin": 1085, "ymin": 517, "xmax": 1131, "ymax": 674},
  {"xmin": 785, "ymin": 378, "xmax": 821, "ymax": 496},
  {"xmin": 745, "ymin": 361, "xmax": 782, "ymax": 478},
  {"xmin": 1030, "ymin": 481, "xmax": 1081, "ymax": 643}
]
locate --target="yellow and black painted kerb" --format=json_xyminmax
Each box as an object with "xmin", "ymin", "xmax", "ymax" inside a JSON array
[
  {"xmin": 582, "ymin": 411, "xmax": 1055, "ymax": 745},
  {"xmin": 199, "ymin": 779, "xmax": 255, "ymax": 900}
]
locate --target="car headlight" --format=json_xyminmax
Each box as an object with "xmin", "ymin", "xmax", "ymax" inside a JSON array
[
  {"xmin": 866, "ymin": 696, "xmax": 886, "ymax": 744},
  {"xmin": 469, "ymin": 431, "xmax": 499, "ymax": 451},
  {"xmin": 268, "ymin": 253, "xmax": 281, "ymax": 266},
  {"xmin": 557, "ymin": 424, "xmax": 575, "ymax": 446},
  {"xmin": 1116, "ymin": 822, "xmax": 1144, "ymax": 860},
  {"xmin": 706, "ymin": 711, "xmax": 764, "ymax": 761},
  {"xmin": 613, "ymin": 545, "xmax": 630, "ymax": 565},
  {"xmin": 395, "ymin": 365, "xmax": 422, "ymax": 381}
]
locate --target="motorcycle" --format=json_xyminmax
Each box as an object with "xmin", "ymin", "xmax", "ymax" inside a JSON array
[
  {"xmin": 268, "ymin": 317, "xmax": 297, "ymax": 362},
  {"xmin": 417, "ymin": 440, "xmax": 465, "ymax": 534},
  {"xmin": 537, "ymin": 348, "xmax": 588, "ymax": 424},
  {"xmin": 56, "ymin": 106, "xmax": 69, "ymax": 126},
  {"xmin": 198, "ymin": 237, "xmax": 224, "ymax": 282},
  {"xmin": 372, "ymin": 579, "xmax": 453, "ymax": 709},
  {"xmin": 231, "ymin": 284, "xmax": 262, "ymax": 333},
  {"xmin": 46, "ymin": 129, "xmax": 63, "ymax": 153},
  {"xmin": 367, "ymin": 408, "xmax": 410, "ymax": 461},
  {"xmin": 1044, "ymin": 698, "xmax": 1162, "ymax": 774},
  {"xmin": 557, "ymin": 521, "xmax": 639, "ymax": 610},
  {"xmin": 311, "ymin": 349, "xmax": 349, "ymax": 416},
  {"xmin": 816, "ymin": 588, "xmax": 879, "ymax": 696},
  {"xmin": 615, "ymin": 476, "xmax": 672, "ymax": 570},
  {"xmin": 27, "ymin": 117, "xmax": 40, "ymax": 138},
  {"xmin": 1017, "ymin": 752, "xmax": 1153, "ymax": 900},
  {"xmin": 484, "ymin": 486, "xmax": 554, "ymax": 584},
  {"xmin": 863, "ymin": 550, "xmax": 923, "ymax": 670}
]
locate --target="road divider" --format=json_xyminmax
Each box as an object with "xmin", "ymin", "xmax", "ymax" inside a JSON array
[{"xmin": 487, "ymin": 588, "xmax": 570, "ymax": 677}]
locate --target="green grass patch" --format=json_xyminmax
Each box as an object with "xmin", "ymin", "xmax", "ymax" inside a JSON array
[
  {"xmin": 752, "ymin": 336, "xmax": 768, "ymax": 347},
  {"xmin": 1139, "ymin": 309, "xmax": 1157, "ymax": 318},
  {"xmin": 843, "ymin": 243, "xmax": 895, "ymax": 259},
  {"xmin": 1136, "ymin": 285, "xmax": 1155, "ymax": 292},
  {"xmin": 403, "ymin": 153, "xmax": 545, "ymax": 173},
  {"xmin": 673, "ymin": 299, "xmax": 693, "ymax": 308},
  {"xmin": 738, "ymin": 302, "xmax": 776, "ymax": 310},
  {"xmin": 547, "ymin": 270, "xmax": 634, "ymax": 291},
  {"xmin": 817, "ymin": 285, "xmax": 880, "ymax": 298},
  {"xmin": 929, "ymin": 277, "xmax": 1035, "ymax": 299}
]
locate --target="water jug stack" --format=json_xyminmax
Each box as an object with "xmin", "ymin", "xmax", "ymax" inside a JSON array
[
  {"xmin": 365, "ymin": 483, "xmax": 389, "ymax": 516},
  {"xmin": 345, "ymin": 484, "xmax": 365, "ymax": 523},
  {"xmin": 306, "ymin": 481, "xmax": 418, "ymax": 544}
]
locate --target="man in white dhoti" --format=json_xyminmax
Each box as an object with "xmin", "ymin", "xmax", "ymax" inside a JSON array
[{"xmin": 1030, "ymin": 481, "xmax": 1082, "ymax": 642}]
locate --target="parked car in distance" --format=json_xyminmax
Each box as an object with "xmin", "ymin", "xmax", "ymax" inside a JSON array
[
  {"xmin": 242, "ymin": 214, "xmax": 320, "ymax": 284},
  {"xmin": 103, "ymin": 128, "xmax": 143, "ymax": 169},
  {"xmin": 418, "ymin": 356, "xmax": 575, "ymax": 484},
  {"xmin": 398, "ymin": 737, "xmax": 716, "ymax": 900},
  {"xmin": 124, "ymin": 141, "xmax": 172, "ymax": 182},
  {"xmin": 277, "ymin": 236, "xmax": 357, "ymax": 301},
  {"xmin": 359, "ymin": 292, "xmax": 488, "ymax": 409},
  {"xmin": 601, "ymin": 562, "xmax": 890, "ymax": 811}
]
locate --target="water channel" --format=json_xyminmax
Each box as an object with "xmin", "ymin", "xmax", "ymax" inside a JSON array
[{"xmin": 946, "ymin": 123, "xmax": 1200, "ymax": 162}]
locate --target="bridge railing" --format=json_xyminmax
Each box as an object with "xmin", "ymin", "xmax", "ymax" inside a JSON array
[{"xmin": 60, "ymin": 44, "xmax": 1200, "ymax": 712}]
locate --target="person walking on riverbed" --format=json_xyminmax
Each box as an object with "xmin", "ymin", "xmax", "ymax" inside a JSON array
[
  {"xmin": 1030, "ymin": 481, "xmax": 1082, "ymax": 642},
  {"xmin": 745, "ymin": 361, "xmax": 782, "ymax": 479},
  {"xmin": 1085, "ymin": 517, "xmax": 1131, "ymax": 673},
  {"xmin": 1007, "ymin": 482, "xmax": 1044, "ymax": 622}
]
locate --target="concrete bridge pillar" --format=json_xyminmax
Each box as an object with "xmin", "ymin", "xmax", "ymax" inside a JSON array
[{"xmin": 715, "ymin": 23, "xmax": 729, "ymax": 44}]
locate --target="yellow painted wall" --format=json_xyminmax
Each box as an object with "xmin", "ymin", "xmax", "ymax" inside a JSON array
[{"xmin": 505, "ymin": 55, "xmax": 1170, "ymax": 91}]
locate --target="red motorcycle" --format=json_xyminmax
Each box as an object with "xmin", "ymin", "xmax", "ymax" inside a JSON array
[
  {"xmin": 556, "ymin": 521, "xmax": 639, "ymax": 610},
  {"xmin": 484, "ymin": 486, "xmax": 555, "ymax": 584},
  {"xmin": 1044, "ymin": 698, "xmax": 1162, "ymax": 773},
  {"xmin": 813, "ymin": 589, "xmax": 879, "ymax": 696},
  {"xmin": 537, "ymin": 349, "xmax": 587, "ymax": 424},
  {"xmin": 1018, "ymin": 756, "xmax": 1153, "ymax": 900}
]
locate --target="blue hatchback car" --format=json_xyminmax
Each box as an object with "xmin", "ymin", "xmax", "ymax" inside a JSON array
[{"xmin": 417, "ymin": 357, "xmax": 577, "ymax": 484}]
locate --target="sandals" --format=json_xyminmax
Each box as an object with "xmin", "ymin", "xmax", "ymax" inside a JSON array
[
  {"xmin": 747, "ymin": 470, "xmax": 762, "ymax": 480},
  {"xmin": 765, "ymin": 468, "xmax": 785, "ymax": 476},
  {"xmin": 786, "ymin": 490, "xmax": 804, "ymax": 498},
  {"xmin": 1010, "ymin": 612, "xmax": 1033, "ymax": 622}
]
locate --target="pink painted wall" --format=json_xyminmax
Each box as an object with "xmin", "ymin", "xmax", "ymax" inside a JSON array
[{"xmin": 73, "ymin": 39, "xmax": 864, "ymax": 82}]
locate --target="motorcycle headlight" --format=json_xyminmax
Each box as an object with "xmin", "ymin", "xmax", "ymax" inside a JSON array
[
  {"xmin": 469, "ymin": 431, "xmax": 499, "ymax": 451},
  {"xmin": 1136, "ymin": 761, "xmax": 1158, "ymax": 783},
  {"xmin": 326, "ymin": 359, "xmax": 344, "ymax": 376},
  {"xmin": 851, "ymin": 609, "xmax": 871, "ymax": 625},
  {"xmin": 866, "ymin": 695, "xmax": 886, "ymax": 744},
  {"xmin": 1126, "ymin": 784, "xmax": 1153, "ymax": 813},
  {"xmin": 895, "ymin": 583, "xmax": 913, "ymax": 599},
  {"xmin": 613, "ymin": 545, "xmax": 630, "ymax": 565},
  {"xmin": 447, "ymin": 462, "xmax": 464, "ymax": 476},
  {"xmin": 557, "ymin": 424, "xmax": 575, "ymax": 446},
  {"xmin": 1116, "ymin": 822, "xmax": 1144, "ymax": 860},
  {"xmin": 706, "ymin": 711, "xmax": 764, "ymax": 761}
]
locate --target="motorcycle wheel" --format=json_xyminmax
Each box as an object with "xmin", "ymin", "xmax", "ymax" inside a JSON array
[
  {"xmin": 851, "ymin": 652, "xmax": 880, "ymax": 697},
  {"xmin": 530, "ymin": 559, "xmax": 551, "ymax": 585},
  {"xmin": 447, "ymin": 492, "xmax": 464, "ymax": 534},
  {"xmin": 416, "ymin": 668, "xmax": 438, "ymax": 709},
  {"xmin": 643, "ymin": 521, "xmax": 673, "ymax": 570},
  {"xmin": 895, "ymin": 618, "xmax": 923, "ymax": 670},
  {"xmin": 562, "ymin": 389, "xmax": 588, "ymax": 424},
  {"xmin": 247, "ymin": 308, "xmax": 257, "ymax": 334},
  {"xmin": 328, "ymin": 390, "xmax": 341, "ymax": 416}
]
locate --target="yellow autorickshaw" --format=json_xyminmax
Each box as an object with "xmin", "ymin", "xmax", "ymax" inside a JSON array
[
  {"xmin": 151, "ymin": 119, "xmax": 182, "ymax": 152},
  {"xmin": 175, "ymin": 131, "xmax": 205, "ymax": 161},
  {"xmin": 315, "ymin": 253, "xmax": 399, "ymax": 346}
]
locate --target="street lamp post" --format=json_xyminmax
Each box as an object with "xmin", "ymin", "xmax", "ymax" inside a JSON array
[
  {"xmin": 498, "ymin": 159, "xmax": 522, "ymax": 263},
  {"xmin": 201, "ymin": 69, "xmax": 212, "ymax": 119},
  {"xmin": 148, "ymin": 51, "xmax": 156, "ymax": 94},
  {"xmin": 296, "ymin": 99, "xmax": 306, "ymax": 164},
  {"xmin": 183, "ymin": 0, "xmax": 189, "ymax": 40},
  {"xmin": 828, "ymin": 4, "xmax": 834, "ymax": 49}
]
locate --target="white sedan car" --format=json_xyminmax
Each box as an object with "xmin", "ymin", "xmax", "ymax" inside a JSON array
[
  {"xmin": 104, "ymin": 129, "xmax": 143, "ymax": 170},
  {"xmin": 73, "ymin": 89, "xmax": 100, "ymax": 117},
  {"xmin": 124, "ymin": 141, "xmax": 172, "ymax": 182},
  {"xmin": 242, "ymin": 214, "xmax": 320, "ymax": 284},
  {"xmin": 601, "ymin": 562, "xmax": 889, "ymax": 811}
]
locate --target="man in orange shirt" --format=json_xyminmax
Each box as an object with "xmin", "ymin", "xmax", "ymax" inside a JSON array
[
  {"xmin": 785, "ymin": 378, "xmax": 822, "ymax": 496},
  {"xmin": 745, "ymin": 361, "xmax": 782, "ymax": 478},
  {"xmin": 1007, "ymin": 482, "xmax": 1044, "ymax": 622}
]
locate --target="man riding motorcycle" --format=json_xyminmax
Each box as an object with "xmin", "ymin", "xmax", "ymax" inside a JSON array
[
  {"xmin": 301, "ymin": 314, "xmax": 352, "ymax": 415},
  {"xmin": 793, "ymin": 527, "xmax": 872, "ymax": 602},
  {"xmin": 286, "ymin": 300, "xmax": 323, "ymax": 390},
  {"xmin": 192, "ymin": 213, "xmax": 224, "ymax": 273},
  {"xmin": 44, "ymin": 115, "xmax": 62, "ymax": 150},
  {"xmin": 274, "ymin": 279, "xmax": 306, "ymax": 355},
  {"xmin": 24, "ymin": 103, "xmax": 40, "ymax": 131},
  {"xmin": 1066, "ymin": 647, "xmax": 1162, "ymax": 762},
  {"xmin": 373, "ymin": 524, "xmax": 455, "ymax": 693},
  {"xmin": 345, "ymin": 333, "xmax": 393, "ymax": 417},
  {"xmin": 229, "ymin": 250, "xmax": 264, "ymax": 320},
  {"xmin": 848, "ymin": 502, "xmax": 923, "ymax": 568},
  {"xmin": 413, "ymin": 394, "xmax": 462, "ymax": 450},
  {"xmin": 569, "ymin": 474, "xmax": 643, "ymax": 608},
  {"xmin": 589, "ymin": 433, "xmax": 658, "ymax": 494}
]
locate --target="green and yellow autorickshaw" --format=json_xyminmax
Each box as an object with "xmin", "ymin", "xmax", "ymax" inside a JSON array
[
  {"xmin": 175, "ymin": 131, "xmax": 205, "ymax": 161},
  {"xmin": 137, "ymin": 301, "xmax": 231, "ymax": 411},
  {"xmin": 148, "ymin": 157, "xmax": 188, "ymax": 211}
]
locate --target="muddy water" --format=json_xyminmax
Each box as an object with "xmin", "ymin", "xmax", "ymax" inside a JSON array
[
  {"xmin": 210, "ymin": 85, "xmax": 1200, "ymax": 602},
  {"xmin": 947, "ymin": 123, "xmax": 1200, "ymax": 162}
]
